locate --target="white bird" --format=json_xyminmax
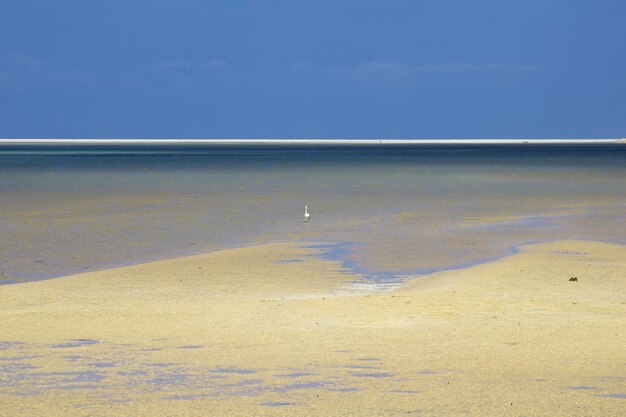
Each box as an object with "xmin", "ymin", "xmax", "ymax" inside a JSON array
[{"xmin": 304, "ymin": 205, "xmax": 310, "ymax": 223}]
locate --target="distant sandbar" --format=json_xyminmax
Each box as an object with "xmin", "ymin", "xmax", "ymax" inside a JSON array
[{"xmin": 0, "ymin": 138, "xmax": 623, "ymax": 146}]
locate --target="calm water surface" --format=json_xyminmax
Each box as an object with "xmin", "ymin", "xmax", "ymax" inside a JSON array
[{"xmin": 1, "ymin": 144, "xmax": 625, "ymax": 283}]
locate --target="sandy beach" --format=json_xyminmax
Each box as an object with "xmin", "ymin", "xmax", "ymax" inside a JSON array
[{"xmin": 1, "ymin": 239, "xmax": 624, "ymax": 416}]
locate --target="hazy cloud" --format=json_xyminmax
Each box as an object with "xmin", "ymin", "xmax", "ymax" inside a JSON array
[
  {"xmin": 332, "ymin": 60, "xmax": 412, "ymax": 76},
  {"xmin": 294, "ymin": 60, "xmax": 544, "ymax": 85},
  {"xmin": 0, "ymin": 52, "xmax": 97, "ymax": 91},
  {"xmin": 412, "ymin": 62, "xmax": 543, "ymax": 73},
  {"xmin": 331, "ymin": 60, "xmax": 543, "ymax": 75},
  {"xmin": 152, "ymin": 59, "xmax": 228, "ymax": 72},
  {"xmin": 202, "ymin": 59, "xmax": 228, "ymax": 70},
  {"xmin": 148, "ymin": 59, "xmax": 229, "ymax": 87},
  {"xmin": 4, "ymin": 52, "xmax": 45, "ymax": 72},
  {"xmin": 0, "ymin": 54, "xmax": 230, "ymax": 92},
  {"xmin": 0, "ymin": 53, "xmax": 47, "ymax": 91},
  {"xmin": 153, "ymin": 60, "xmax": 195, "ymax": 72}
]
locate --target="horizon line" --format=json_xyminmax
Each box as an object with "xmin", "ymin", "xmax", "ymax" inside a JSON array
[{"xmin": 0, "ymin": 138, "xmax": 624, "ymax": 145}]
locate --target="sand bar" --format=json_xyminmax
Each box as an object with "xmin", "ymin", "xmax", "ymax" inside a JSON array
[
  {"xmin": 1, "ymin": 239, "xmax": 624, "ymax": 416},
  {"xmin": 0, "ymin": 138, "xmax": 624, "ymax": 146}
]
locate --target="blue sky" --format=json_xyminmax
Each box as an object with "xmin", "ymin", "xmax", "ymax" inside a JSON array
[{"xmin": 0, "ymin": 0, "xmax": 624, "ymax": 138}]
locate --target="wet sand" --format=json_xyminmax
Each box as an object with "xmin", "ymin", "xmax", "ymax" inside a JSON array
[{"xmin": 1, "ymin": 240, "xmax": 624, "ymax": 416}]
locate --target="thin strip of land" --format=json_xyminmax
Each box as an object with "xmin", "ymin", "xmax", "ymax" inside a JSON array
[{"xmin": 0, "ymin": 138, "xmax": 623, "ymax": 145}]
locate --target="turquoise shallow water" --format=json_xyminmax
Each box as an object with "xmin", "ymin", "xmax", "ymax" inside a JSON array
[{"xmin": 1, "ymin": 144, "xmax": 625, "ymax": 283}]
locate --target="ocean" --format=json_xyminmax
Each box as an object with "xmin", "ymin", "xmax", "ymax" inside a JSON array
[{"xmin": 1, "ymin": 142, "xmax": 625, "ymax": 284}]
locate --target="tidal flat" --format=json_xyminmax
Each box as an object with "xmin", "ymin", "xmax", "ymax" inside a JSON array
[
  {"xmin": 1, "ymin": 143, "xmax": 625, "ymax": 415},
  {"xmin": 1, "ymin": 240, "xmax": 625, "ymax": 416}
]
